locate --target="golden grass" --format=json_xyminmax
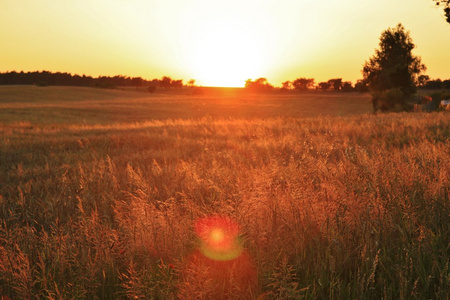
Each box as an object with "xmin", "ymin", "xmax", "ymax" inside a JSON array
[
  {"xmin": 0, "ymin": 86, "xmax": 449, "ymax": 299},
  {"xmin": 0, "ymin": 85, "xmax": 372, "ymax": 125}
]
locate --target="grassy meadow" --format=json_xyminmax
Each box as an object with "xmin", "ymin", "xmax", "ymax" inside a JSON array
[{"xmin": 0, "ymin": 86, "xmax": 449, "ymax": 299}]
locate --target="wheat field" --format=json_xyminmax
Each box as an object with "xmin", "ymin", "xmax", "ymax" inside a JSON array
[{"xmin": 0, "ymin": 86, "xmax": 449, "ymax": 299}]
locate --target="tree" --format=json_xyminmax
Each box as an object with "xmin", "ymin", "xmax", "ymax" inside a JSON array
[
  {"xmin": 443, "ymin": 79, "xmax": 450, "ymax": 89},
  {"xmin": 433, "ymin": 0, "xmax": 450, "ymax": 23},
  {"xmin": 292, "ymin": 78, "xmax": 315, "ymax": 90},
  {"xmin": 341, "ymin": 81, "xmax": 354, "ymax": 92},
  {"xmin": 131, "ymin": 77, "xmax": 143, "ymax": 89},
  {"xmin": 172, "ymin": 79, "xmax": 183, "ymax": 88},
  {"xmin": 245, "ymin": 78, "xmax": 273, "ymax": 91},
  {"xmin": 281, "ymin": 81, "xmax": 293, "ymax": 90},
  {"xmin": 354, "ymin": 79, "xmax": 369, "ymax": 93},
  {"xmin": 423, "ymin": 78, "xmax": 442, "ymax": 89},
  {"xmin": 317, "ymin": 82, "xmax": 331, "ymax": 91},
  {"xmin": 159, "ymin": 76, "xmax": 172, "ymax": 89},
  {"xmin": 187, "ymin": 79, "xmax": 196, "ymax": 87},
  {"xmin": 362, "ymin": 23, "xmax": 426, "ymax": 111},
  {"xmin": 327, "ymin": 78, "xmax": 343, "ymax": 91},
  {"xmin": 418, "ymin": 75, "xmax": 430, "ymax": 87}
]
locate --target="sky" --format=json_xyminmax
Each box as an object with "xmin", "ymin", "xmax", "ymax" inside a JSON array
[{"xmin": 1, "ymin": 0, "xmax": 449, "ymax": 87}]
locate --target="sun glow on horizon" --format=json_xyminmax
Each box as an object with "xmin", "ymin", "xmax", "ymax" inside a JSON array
[
  {"xmin": 176, "ymin": 3, "xmax": 276, "ymax": 87},
  {"xmin": 186, "ymin": 21, "xmax": 266, "ymax": 87},
  {"xmin": 1, "ymin": 1, "xmax": 450, "ymax": 87}
]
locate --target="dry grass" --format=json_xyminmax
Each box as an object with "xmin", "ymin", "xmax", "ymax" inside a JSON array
[
  {"xmin": 0, "ymin": 85, "xmax": 372, "ymax": 125},
  {"xmin": 0, "ymin": 86, "xmax": 449, "ymax": 299}
]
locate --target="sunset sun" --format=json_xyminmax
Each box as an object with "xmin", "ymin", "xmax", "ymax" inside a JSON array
[
  {"xmin": 188, "ymin": 22, "xmax": 264, "ymax": 87},
  {"xmin": 175, "ymin": 2, "xmax": 275, "ymax": 87}
]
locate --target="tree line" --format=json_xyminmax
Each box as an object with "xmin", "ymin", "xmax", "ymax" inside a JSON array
[
  {"xmin": 0, "ymin": 71, "xmax": 185, "ymax": 91},
  {"xmin": 417, "ymin": 76, "xmax": 450, "ymax": 90},
  {"xmin": 244, "ymin": 76, "xmax": 449, "ymax": 93},
  {"xmin": 244, "ymin": 77, "xmax": 364, "ymax": 92}
]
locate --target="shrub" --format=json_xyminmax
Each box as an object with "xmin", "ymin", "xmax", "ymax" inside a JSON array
[{"xmin": 379, "ymin": 88, "xmax": 405, "ymax": 110}]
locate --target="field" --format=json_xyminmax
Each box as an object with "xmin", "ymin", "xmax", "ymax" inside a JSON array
[{"xmin": 0, "ymin": 86, "xmax": 449, "ymax": 299}]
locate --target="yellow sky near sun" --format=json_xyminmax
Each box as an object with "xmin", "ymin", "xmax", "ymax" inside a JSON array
[{"xmin": 1, "ymin": 0, "xmax": 449, "ymax": 87}]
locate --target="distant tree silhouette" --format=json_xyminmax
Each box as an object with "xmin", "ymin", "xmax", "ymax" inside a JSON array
[
  {"xmin": 362, "ymin": 24, "xmax": 426, "ymax": 111},
  {"xmin": 281, "ymin": 81, "xmax": 293, "ymax": 90},
  {"xmin": 354, "ymin": 79, "xmax": 369, "ymax": 93},
  {"xmin": 443, "ymin": 79, "xmax": 450, "ymax": 89},
  {"xmin": 159, "ymin": 76, "xmax": 173, "ymax": 89},
  {"xmin": 255, "ymin": 78, "xmax": 271, "ymax": 87},
  {"xmin": 172, "ymin": 79, "xmax": 183, "ymax": 88},
  {"xmin": 341, "ymin": 81, "xmax": 354, "ymax": 92},
  {"xmin": 421, "ymin": 78, "xmax": 442, "ymax": 89},
  {"xmin": 433, "ymin": 0, "xmax": 450, "ymax": 23},
  {"xmin": 245, "ymin": 78, "xmax": 273, "ymax": 91},
  {"xmin": 418, "ymin": 75, "xmax": 430, "ymax": 88},
  {"xmin": 96, "ymin": 76, "xmax": 117, "ymax": 89},
  {"xmin": 317, "ymin": 82, "xmax": 331, "ymax": 91},
  {"xmin": 327, "ymin": 78, "xmax": 343, "ymax": 91},
  {"xmin": 131, "ymin": 77, "xmax": 143, "ymax": 89},
  {"xmin": 187, "ymin": 79, "xmax": 196, "ymax": 87},
  {"xmin": 0, "ymin": 71, "xmax": 186, "ymax": 90},
  {"xmin": 292, "ymin": 78, "xmax": 315, "ymax": 90}
]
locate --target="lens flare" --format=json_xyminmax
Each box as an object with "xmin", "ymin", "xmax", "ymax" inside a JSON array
[
  {"xmin": 210, "ymin": 228, "xmax": 224, "ymax": 243},
  {"xmin": 194, "ymin": 215, "xmax": 244, "ymax": 261}
]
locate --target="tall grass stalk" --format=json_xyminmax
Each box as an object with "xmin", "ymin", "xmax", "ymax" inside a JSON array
[{"xmin": 1, "ymin": 112, "xmax": 449, "ymax": 299}]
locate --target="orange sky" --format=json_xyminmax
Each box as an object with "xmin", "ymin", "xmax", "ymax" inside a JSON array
[{"xmin": 1, "ymin": 0, "xmax": 449, "ymax": 87}]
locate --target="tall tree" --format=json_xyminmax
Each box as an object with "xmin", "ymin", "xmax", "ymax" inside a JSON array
[{"xmin": 362, "ymin": 24, "xmax": 426, "ymax": 111}]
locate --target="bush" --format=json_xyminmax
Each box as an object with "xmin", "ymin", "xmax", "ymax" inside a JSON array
[{"xmin": 380, "ymin": 88, "xmax": 405, "ymax": 110}]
